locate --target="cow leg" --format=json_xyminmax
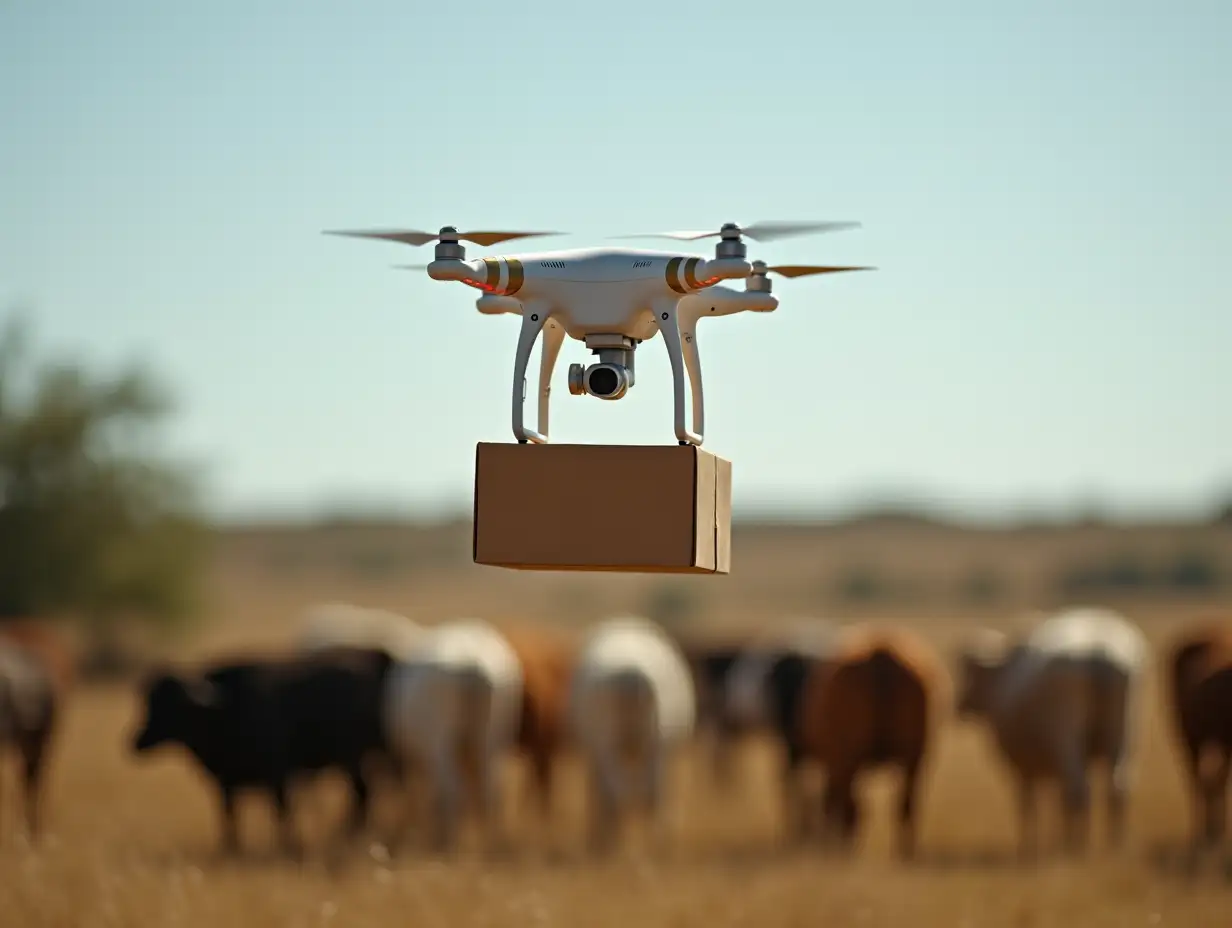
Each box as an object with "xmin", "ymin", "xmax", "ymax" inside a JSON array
[
  {"xmin": 711, "ymin": 723, "xmax": 736, "ymax": 792},
  {"xmin": 478, "ymin": 742, "xmax": 510, "ymax": 857},
  {"xmin": 271, "ymin": 780, "xmax": 303, "ymax": 861},
  {"xmin": 217, "ymin": 785, "xmax": 241, "ymax": 857},
  {"xmin": 430, "ymin": 753, "xmax": 462, "ymax": 854},
  {"xmin": 646, "ymin": 743, "xmax": 673, "ymax": 857},
  {"xmin": 530, "ymin": 746, "xmax": 554, "ymax": 827},
  {"xmin": 20, "ymin": 735, "xmax": 50, "ymax": 841},
  {"xmin": 1016, "ymin": 774, "xmax": 1039, "ymax": 864},
  {"xmin": 896, "ymin": 755, "xmax": 923, "ymax": 861},
  {"xmin": 1106, "ymin": 753, "xmax": 1131, "ymax": 851},
  {"xmin": 821, "ymin": 766, "xmax": 857, "ymax": 855},
  {"xmin": 1059, "ymin": 753, "xmax": 1091, "ymax": 857},
  {"xmin": 344, "ymin": 762, "xmax": 372, "ymax": 838},
  {"xmin": 587, "ymin": 759, "xmax": 618, "ymax": 857},
  {"xmin": 780, "ymin": 745, "xmax": 808, "ymax": 846},
  {"xmin": 1201, "ymin": 746, "xmax": 1231, "ymax": 847}
]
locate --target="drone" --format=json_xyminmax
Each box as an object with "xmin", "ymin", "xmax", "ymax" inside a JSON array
[{"xmin": 324, "ymin": 220, "xmax": 874, "ymax": 447}]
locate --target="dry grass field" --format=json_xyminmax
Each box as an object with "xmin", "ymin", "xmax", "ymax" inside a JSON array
[{"xmin": 3, "ymin": 520, "xmax": 1231, "ymax": 927}]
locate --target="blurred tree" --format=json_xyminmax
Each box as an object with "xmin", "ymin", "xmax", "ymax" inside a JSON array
[{"xmin": 0, "ymin": 313, "xmax": 210, "ymax": 659}]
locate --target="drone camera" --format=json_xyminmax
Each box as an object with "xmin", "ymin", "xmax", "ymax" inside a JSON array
[
  {"xmin": 568, "ymin": 334, "xmax": 636, "ymax": 401},
  {"xmin": 568, "ymin": 362, "xmax": 633, "ymax": 400}
]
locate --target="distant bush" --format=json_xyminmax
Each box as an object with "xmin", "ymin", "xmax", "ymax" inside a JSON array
[
  {"xmin": 1056, "ymin": 548, "xmax": 1224, "ymax": 598},
  {"xmin": 1165, "ymin": 549, "xmax": 1223, "ymax": 593},
  {"xmin": 960, "ymin": 566, "xmax": 1006, "ymax": 604},
  {"xmin": 833, "ymin": 564, "xmax": 896, "ymax": 604},
  {"xmin": 344, "ymin": 546, "xmax": 410, "ymax": 579}
]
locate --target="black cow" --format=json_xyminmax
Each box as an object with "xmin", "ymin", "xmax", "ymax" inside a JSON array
[
  {"xmin": 763, "ymin": 652, "xmax": 822, "ymax": 842},
  {"xmin": 683, "ymin": 643, "xmax": 747, "ymax": 789},
  {"xmin": 130, "ymin": 646, "xmax": 395, "ymax": 857}
]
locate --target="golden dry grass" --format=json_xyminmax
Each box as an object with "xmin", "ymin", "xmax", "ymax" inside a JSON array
[{"xmin": 3, "ymin": 525, "xmax": 1231, "ymax": 926}]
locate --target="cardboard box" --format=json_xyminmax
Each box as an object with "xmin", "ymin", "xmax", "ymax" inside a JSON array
[{"xmin": 473, "ymin": 443, "xmax": 732, "ymax": 574}]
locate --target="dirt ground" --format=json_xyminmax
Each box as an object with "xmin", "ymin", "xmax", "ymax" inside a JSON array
[{"xmin": 4, "ymin": 613, "xmax": 1232, "ymax": 927}]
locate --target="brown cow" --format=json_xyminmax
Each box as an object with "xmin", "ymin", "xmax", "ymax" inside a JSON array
[
  {"xmin": 500, "ymin": 623, "xmax": 577, "ymax": 838},
  {"xmin": 798, "ymin": 624, "xmax": 948, "ymax": 860},
  {"xmin": 0, "ymin": 620, "xmax": 71, "ymax": 840},
  {"xmin": 1167, "ymin": 621, "xmax": 1232, "ymax": 852}
]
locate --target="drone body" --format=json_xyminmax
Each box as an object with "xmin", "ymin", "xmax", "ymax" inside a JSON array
[{"xmin": 326, "ymin": 222, "xmax": 872, "ymax": 447}]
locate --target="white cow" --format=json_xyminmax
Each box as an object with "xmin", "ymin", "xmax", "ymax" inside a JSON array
[
  {"xmin": 296, "ymin": 602, "xmax": 427, "ymax": 660},
  {"xmin": 567, "ymin": 616, "xmax": 696, "ymax": 855},
  {"xmin": 382, "ymin": 618, "xmax": 523, "ymax": 853},
  {"xmin": 955, "ymin": 606, "xmax": 1148, "ymax": 857}
]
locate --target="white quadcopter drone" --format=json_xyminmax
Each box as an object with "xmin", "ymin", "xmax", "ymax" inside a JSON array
[{"xmin": 325, "ymin": 220, "xmax": 873, "ymax": 447}]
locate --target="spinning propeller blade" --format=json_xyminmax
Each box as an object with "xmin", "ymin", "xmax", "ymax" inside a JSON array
[
  {"xmin": 612, "ymin": 220, "xmax": 861, "ymax": 243},
  {"xmin": 391, "ymin": 264, "xmax": 433, "ymax": 271},
  {"xmin": 323, "ymin": 228, "xmax": 564, "ymax": 247},
  {"xmin": 764, "ymin": 264, "xmax": 876, "ymax": 278}
]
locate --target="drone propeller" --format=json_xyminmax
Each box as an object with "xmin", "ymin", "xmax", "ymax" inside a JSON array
[
  {"xmin": 323, "ymin": 227, "xmax": 564, "ymax": 247},
  {"xmin": 761, "ymin": 264, "xmax": 875, "ymax": 278},
  {"xmin": 391, "ymin": 264, "xmax": 432, "ymax": 271},
  {"xmin": 613, "ymin": 220, "xmax": 861, "ymax": 244}
]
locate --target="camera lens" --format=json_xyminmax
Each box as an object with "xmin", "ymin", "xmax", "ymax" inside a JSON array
[{"xmin": 587, "ymin": 365, "xmax": 620, "ymax": 397}]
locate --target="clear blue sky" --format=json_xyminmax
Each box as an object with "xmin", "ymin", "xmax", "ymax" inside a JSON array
[{"xmin": 2, "ymin": 0, "xmax": 1229, "ymax": 521}]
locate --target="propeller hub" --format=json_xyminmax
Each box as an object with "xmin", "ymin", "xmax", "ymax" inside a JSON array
[
  {"xmin": 435, "ymin": 237, "xmax": 466, "ymax": 261},
  {"xmin": 747, "ymin": 260, "xmax": 772, "ymax": 293},
  {"xmin": 715, "ymin": 223, "xmax": 747, "ymax": 261}
]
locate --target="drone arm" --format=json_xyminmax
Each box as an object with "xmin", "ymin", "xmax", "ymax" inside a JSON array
[
  {"xmin": 536, "ymin": 318, "xmax": 565, "ymax": 440},
  {"xmin": 653, "ymin": 299, "xmax": 704, "ymax": 446},
  {"xmin": 511, "ymin": 303, "xmax": 550, "ymax": 443},
  {"xmin": 685, "ymin": 284, "xmax": 777, "ymax": 317}
]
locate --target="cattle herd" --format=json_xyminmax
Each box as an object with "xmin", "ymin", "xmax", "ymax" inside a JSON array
[{"xmin": 1, "ymin": 605, "xmax": 1232, "ymax": 869}]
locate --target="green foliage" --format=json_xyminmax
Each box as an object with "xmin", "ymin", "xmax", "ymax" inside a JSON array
[{"xmin": 0, "ymin": 314, "xmax": 210, "ymax": 634}]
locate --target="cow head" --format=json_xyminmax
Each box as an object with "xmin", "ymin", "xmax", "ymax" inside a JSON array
[
  {"xmin": 130, "ymin": 669, "xmax": 218, "ymax": 753},
  {"xmin": 954, "ymin": 629, "xmax": 1010, "ymax": 717}
]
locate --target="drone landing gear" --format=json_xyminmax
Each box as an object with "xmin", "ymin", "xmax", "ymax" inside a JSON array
[
  {"xmin": 509, "ymin": 302, "xmax": 706, "ymax": 448},
  {"xmin": 655, "ymin": 299, "xmax": 705, "ymax": 447},
  {"xmin": 510, "ymin": 305, "xmax": 562, "ymax": 444}
]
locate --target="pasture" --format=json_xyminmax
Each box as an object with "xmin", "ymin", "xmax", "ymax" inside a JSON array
[{"xmin": 2, "ymin": 520, "xmax": 1230, "ymax": 927}]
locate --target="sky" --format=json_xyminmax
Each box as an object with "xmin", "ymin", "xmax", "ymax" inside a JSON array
[{"xmin": 1, "ymin": 0, "xmax": 1229, "ymax": 522}]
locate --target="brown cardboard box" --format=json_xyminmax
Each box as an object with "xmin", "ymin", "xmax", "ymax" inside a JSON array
[{"xmin": 473, "ymin": 442, "xmax": 732, "ymax": 574}]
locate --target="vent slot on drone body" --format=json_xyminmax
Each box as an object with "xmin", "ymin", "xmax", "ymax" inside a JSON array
[
  {"xmin": 632, "ymin": 260, "xmax": 653, "ymax": 268},
  {"xmin": 539, "ymin": 261, "xmax": 567, "ymax": 268}
]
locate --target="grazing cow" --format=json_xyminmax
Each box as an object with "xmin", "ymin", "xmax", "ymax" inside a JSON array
[
  {"xmin": 955, "ymin": 606, "xmax": 1148, "ymax": 859},
  {"xmin": 568, "ymin": 616, "xmax": 696, "ymax": 855},
  {"xmin": 799, "ymin": 624, "xmax": 946, "ymax": 860},
  {"xmin": 130, "ymin": 646, "xmax": 395, "ymax": 857},
  {"xmin": 723, "ymin": 619, "xmax": 841, "ymax": 839},
  {"xmin": 297, "ymin": 602, "xmax": 426, "ymax": 660},
  {"xmin": 0, "ymin": 637, "xmax": 58, "ymax": 840},
  {"xmin": 679, "ymin": 638, "xmax": 747, "ymax": 790},
  {"xmin": 500, "ymin": 624, "xmax": 576, "ymax": 834},
  {"xmin": 382, "ymin": 618, "xmax": 524, "ymax": 854},
  {"xmin": 1166, "ymin": 621, "xmax": 1232, "ymax": 851}
]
